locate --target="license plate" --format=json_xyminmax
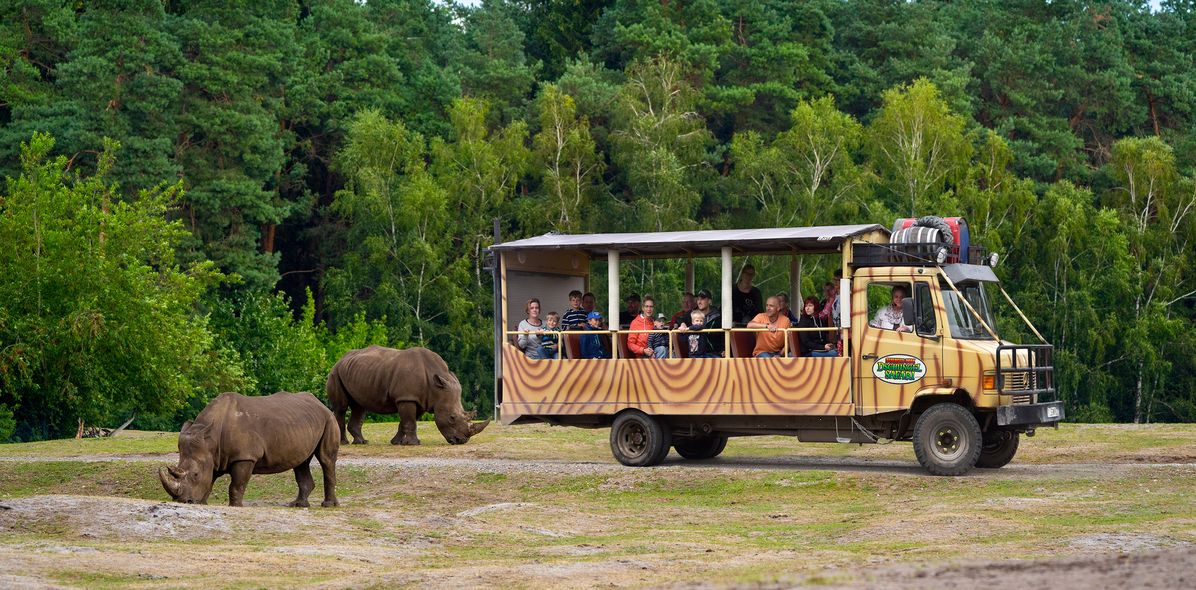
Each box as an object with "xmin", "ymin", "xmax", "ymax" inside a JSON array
[{"xmin": 1046, "ymin": 406, "xmax": 1060, "ymax": 419}]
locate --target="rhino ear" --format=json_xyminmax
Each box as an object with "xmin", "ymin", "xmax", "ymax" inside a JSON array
[
  {"xmin": 180, "ymin": 420, "xmax": 194, "ymax": 433},
  {"xmin": 433, "ymin": 374, "xmax": 447, "ymax": 389},
  {"xmin": 186, "ymin": 421, "xmax": 212, "ymax": 440}
]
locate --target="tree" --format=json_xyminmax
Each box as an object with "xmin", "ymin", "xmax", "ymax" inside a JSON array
[
  {"xmin": 523, "ymin": 83, "xmax": 605, "ymax": 234},
  {"xmin": 0, "ymin": 134, "xmax": 244, "ymax": 441},
  {"xmin": 1105, "ymin": 136, "xmax": 1196, "ymax": 422},
  {"xmin": 326, "ymin": 109, "xmax": 458, "ymax": 346},
  {"xmin": 730, "ymin": 96, "xmax": 869, "ymax": 229},
  {"xmin": 609, "ymin": 56, "xmax": 713, "ymax": 231},
  {"xmin": 868, "ymin": 78, "xmax": 972, "ymax": 216}
]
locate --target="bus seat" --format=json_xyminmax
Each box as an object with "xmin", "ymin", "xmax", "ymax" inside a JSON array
[
  {"xmin": 671, "ymin": 332, "xmax": 689, "ymax": 358},
  {"xmin": 563, "ymin": 333, "xmax": 582, "ymax": 359},
  {"xmin": 788, "ymin": 331, "xmax": 806, "ymax": 357},
  {"xmin": 730, "ymin": 331, "xmax": 756, "ymax": 358},
  {"xmin": 616, "ymin": 333, "xmax": 631, "ymax": 359}
]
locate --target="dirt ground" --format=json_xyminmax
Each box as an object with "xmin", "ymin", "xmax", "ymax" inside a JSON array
[{"xmin": 2, "ymin": 423, "xmax": 1196, "ymax": 589}]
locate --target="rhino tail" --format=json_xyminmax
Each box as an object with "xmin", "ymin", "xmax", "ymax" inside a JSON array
[{"xmin": 325, "ymin": 366, "xmax": 349, "ymax": 413}]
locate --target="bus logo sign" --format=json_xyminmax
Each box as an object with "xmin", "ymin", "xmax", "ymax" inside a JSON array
[{"xmin": 872, "ymin": 354, "xmax": 926, "ymax": 384}]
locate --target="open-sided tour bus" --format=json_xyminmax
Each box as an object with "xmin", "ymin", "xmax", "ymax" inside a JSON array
[{"xmin": 487, "ymin": 220, "xmax": 1063, "ymax": 475}]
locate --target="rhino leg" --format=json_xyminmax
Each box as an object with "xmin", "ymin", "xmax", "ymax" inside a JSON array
[
  {"xmin": 347, "ymin": 400, "xmax": 368, "ymax": 444},
  {"xmin": 228, "ymin": 461, "xmax": 253, "ymax": 507},
  {"xmin": 289, "ymin": 461, "xmax": 314, "ymax": 508},
  {"xmin": 317, "ymin": 427, "xmax": 339, "ymax": 508},
  {"xmin": 393, "ymin": 402, "xmax": 421, "ymax": 445},
  {"xmin": 334, "ymin": 407, "xmax": 349, "ymax": 445}
]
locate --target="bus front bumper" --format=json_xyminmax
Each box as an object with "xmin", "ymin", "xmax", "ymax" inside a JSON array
[{"xmin": 996, "ymin": 401, "xmax": 1064, "ymax": 427}]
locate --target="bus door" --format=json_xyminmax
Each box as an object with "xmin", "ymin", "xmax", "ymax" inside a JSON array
[{"xmin": 855, "ymin": 278, "xmax": 944, "ymax": 415}]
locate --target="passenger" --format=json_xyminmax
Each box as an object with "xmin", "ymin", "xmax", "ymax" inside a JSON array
[
  {"xmin": 694, "ymin": 289, "xmax": 725, "ymax": 356},
  {"xmin": 670, "ymin": 292, "xmax": 696, "ymax": 329},
  {"xmin": 619, "ymin": 293, "xmax": 641, "ymax": 329},
  {"xmin": 732, "ymin": 264, "xmax": 763, "ymax": 325},
  {"xmin": 579, "ymin": 311, "xmax": 609, "ymax": 359},
  {"xmin": 562, "ymin": 290, "xmax": 587, "ymax": 330},
  {"xmin": 776, "ymin": 292, "xmax": 800, "ymax": 324},
  {"xmin": 539, "ymin": 311, "xmax": 561, "ymax": 359},
  {"xmin": 517, "ymin": 298, "xmax": 546, "ymax": 359},
  {"xmin": 648, "ymin": 313, "xmax": 670, "ymax": 358},
  {"xmin": 818, "ymin": 281, "xmax": 835, "ymax": 320},
  {"xmin": 679, "ymin": 310, "xmax": 719, "ymax": 358},
  {"xmin": 582, "ymin": 292, "xmax": 596, "ymax": 313},
  {"xmin": 798, "ymin": 297, "xmax": 838, "ymax": 357},
  {"xmin": 628, "ymin": 296, "xmax": 666, "ymax": 358},
  {"xmin": 830, "ymin": 269, "xmax": 843, "ymax": 326},
  {"xmin": 746, "ymin": 296, "xmax": 791, "ymax": 358},
  {"xmin": 871, "ymin": 285, "xmax": 912, "ymax": 332}
]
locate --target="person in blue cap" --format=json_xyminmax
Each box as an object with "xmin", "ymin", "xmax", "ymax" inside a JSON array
[{"xmin": 580, "ymin": 311, "xmax": 609, "ymax": 359}]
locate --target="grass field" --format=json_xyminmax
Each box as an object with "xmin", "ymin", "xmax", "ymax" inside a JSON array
[{"xmin": 2, "ymin": 422, "xmax": 1195, "ymax": 588}]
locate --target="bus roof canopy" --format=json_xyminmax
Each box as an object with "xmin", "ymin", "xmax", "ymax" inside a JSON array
[{"xmin": 490, "ymin": 224, "xmax": 887, "ymax": 258}]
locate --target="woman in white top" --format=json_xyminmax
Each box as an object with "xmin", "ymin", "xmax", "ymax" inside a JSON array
[{"xmin": 517, "ymin": 298, "xmax": 546, "ymax": 359}]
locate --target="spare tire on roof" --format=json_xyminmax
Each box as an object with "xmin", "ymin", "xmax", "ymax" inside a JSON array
[{"xmin": 889, "ymin": 216, "xmax": 954, "ymax": 264}]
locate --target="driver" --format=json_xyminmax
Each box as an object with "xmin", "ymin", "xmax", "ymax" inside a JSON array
[{"xmin": 871, "ymin": 285, "xmax": 912, "ymax": 332}]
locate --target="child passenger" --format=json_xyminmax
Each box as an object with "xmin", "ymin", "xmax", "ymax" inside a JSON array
[
  {"xmin": 580, "ymin": 311, "xmax": 609, "ymax": 359},
  {"xmin": 681, "ymin": 310, "xmax": 719, "ymax": 358},
  {"xmin": 540, "ymin": 311, "xmax": 562, "ymax": 359},
  {"xmin": 647, "ymin": 313, "xmax": 670, "ymax": 358}
]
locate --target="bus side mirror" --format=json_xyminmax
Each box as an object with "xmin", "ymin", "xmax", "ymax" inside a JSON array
[{"xmin": 902, "ymin": 298, "xmax": 916, "ymax": 327}]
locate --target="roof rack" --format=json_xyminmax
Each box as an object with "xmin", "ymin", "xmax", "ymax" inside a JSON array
[{"xmin": 852, "ymin": 242, "xmax": 989, "ymax": 268}]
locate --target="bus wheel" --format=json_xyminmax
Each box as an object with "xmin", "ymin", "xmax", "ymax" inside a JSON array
[
  {"xmin": 912, "ymin": 404, "xmax": 982, "ymax": 476},
  {"xmin": 976, "ymin": 430, "xmax": 1019, "ymax": 469},
  {"xmin": 674, "ymin": 435, "xmax": 728, "ymax": 460},
  {"xmin": 610, "ymin": 410, "xmax": 671, "ymax": 467}
]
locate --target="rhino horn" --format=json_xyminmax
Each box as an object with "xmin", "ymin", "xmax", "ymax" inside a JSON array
[
  {"xmin": 159, "ymin": 466, "xmax": 182, "ymax": 499},
  {"xmin": 467, "ymin": 420, "xmax": 490, "ymax": 438}
]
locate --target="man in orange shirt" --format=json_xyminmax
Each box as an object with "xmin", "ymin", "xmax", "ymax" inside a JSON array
[
  {"xmin": 746, "ymin": 296, "xmax": 791, "ymax": 358},
  {"xmin": 628, "ymin": 296, "xmax": 666, "ymax": 358}
]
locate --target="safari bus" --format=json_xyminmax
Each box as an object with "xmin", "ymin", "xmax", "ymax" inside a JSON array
[{"xmin": 486, "ymin": 219, "xmax": 1063, "ymax": 475}]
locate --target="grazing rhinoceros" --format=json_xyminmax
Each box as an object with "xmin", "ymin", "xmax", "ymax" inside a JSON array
[
  {"xmin": 326, "ymin": 345, "xmax": 489, "ymax": 446},
  {"xmin": 158, "ymin": 391, "xmax": 339, "ymax": 507}
]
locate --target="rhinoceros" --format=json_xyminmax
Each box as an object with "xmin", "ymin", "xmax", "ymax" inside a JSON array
[
  {"xmin": 158, "ymin": 391, "xmax": 339, "ymax": 507},
  {"xmin": 326, "ymin": 345, "xmax": 489, "ymax": 446}
]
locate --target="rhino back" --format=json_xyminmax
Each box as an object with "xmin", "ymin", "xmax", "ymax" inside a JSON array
[
  {"xmin": 333, "ymin": 346, "xmax": 443, "ymax": 412},
  {"xmin": 214, "ymin": 392, "xmax": 332, "ymax": 474}
]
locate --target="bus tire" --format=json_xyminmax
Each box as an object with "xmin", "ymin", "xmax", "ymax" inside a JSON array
[
  {"xmin": 610, "ymin": 410, "xmax": 671, "ymax": 467},
  {"xmin": 976, "ymin": 430, "xmax": 1019, "ymax": 469},
  {"xmin": 912, "ymin": 403, "xmax": 982, "ymax": 476},
  {"xmin": 673, "ymin": 435, "xmax": 728, "ymax": 460}
]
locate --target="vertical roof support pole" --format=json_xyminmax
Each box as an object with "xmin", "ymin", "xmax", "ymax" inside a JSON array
[
  {"xmin": 721, "ymin": 247, "xmax": 733, "ymax": 329},
  {"xmin": 685, "ymin": 255, "xmax": 695, "ymax": 294},
  {"xmin": 790, "ymin": 254, "xmax": 801, "ymax": 306},
  {"xmin": 607, "ymin": 250, "xmax": 620, "ymax": 330}
]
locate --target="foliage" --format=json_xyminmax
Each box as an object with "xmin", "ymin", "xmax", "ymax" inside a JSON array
[
  {"xmin": 0, "ymin": 134, "xmax": 245, "ymax": 441},
  {"xmin": 3, "ymin": 1, "xmax": 1196, "ymax": 431}
]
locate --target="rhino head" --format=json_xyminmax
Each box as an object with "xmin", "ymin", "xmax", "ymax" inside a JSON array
[
  {"xmin": 159, "ymin": 421, "xmax": 217, "ymax": 504},
  {"xmin": 430, "ymin": 373, "xmax": 490, "ymax": 445}
]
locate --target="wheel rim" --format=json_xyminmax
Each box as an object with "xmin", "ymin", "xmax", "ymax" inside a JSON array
[
  {"xmin": 617, "ymin": 421, "xmax": 649, "ymax": 459},
  {"xmin": 932, "ymin": 424, "xmax": 965, "ymax": 462}
]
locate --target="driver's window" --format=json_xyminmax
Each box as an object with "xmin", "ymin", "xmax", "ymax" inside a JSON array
[
  {"xmin": 915, "ymin": 282, "xmax": 937, "ymax": 336},
  {"xmin": 867, "ymin": 282, "xmax": 911, "ymax": 331}
]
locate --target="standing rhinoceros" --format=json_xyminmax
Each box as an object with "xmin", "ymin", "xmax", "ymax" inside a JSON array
[
  {"xmin": 158, "ymin": 391, "xmax": 339, "ymax": 507},
  {"xmin": 326, "ymin": 345, "xmax": 489, "ymax": 446}
]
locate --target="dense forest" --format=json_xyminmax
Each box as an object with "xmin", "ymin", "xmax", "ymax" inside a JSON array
[{"xmin": 1, "ymin": 0, "xmax": 1195, "ymax": 441}]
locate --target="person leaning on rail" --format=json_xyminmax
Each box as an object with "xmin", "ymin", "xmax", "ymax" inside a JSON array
[
  {"xmin": 579, "ymin": 311, "xmax": 609, "ymax": 359},
  {"xmin": 694, "ymin": 289, "xmax": 725, "ymax": 356},
  {"xmin": 517, "ymin": 298, "xmax": 547, "ymax": 359},
  {"xmin": 628, "ymin": 296, "xmax": 667, "ymax": 359},
  {"xmin": 746, "ymin": 296, "xmax": 791, "ymax": 358}
]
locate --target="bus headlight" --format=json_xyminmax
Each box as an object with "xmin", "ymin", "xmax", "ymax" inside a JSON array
[{"xmin": 983, "ymin": 373, "xmax": 996, "ymax": 390}]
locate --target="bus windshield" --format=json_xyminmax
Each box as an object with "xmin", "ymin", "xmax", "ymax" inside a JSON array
[{"xmin": 940, "ymin": 280, "xmax": 997, "ymax": 340}]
